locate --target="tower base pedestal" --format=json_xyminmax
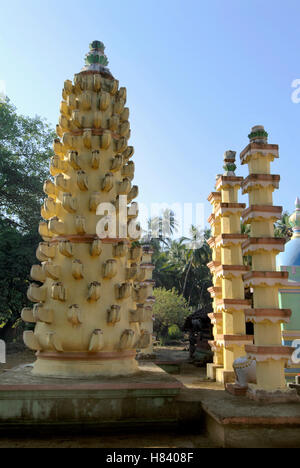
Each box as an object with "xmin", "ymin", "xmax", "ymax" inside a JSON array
[
  {"xmin": 246, "ymin": 383, "xmax": 300, "ymax": 403},
  {"xmin": 0, "ymin": 362, "xmax": 184, "ymax": 431},
  {"xmin": 225, "ymin": 383, "xmax": 248, "ymax": 396},
  {"xmin": 206, "ymin": 363, "xmax": 223, "ymax": 380},
  {"xmin": 216, "ymin": 368, "xmax": 235, "ymax": 385},
  {"xmin": 32, "ymin": 350, "xmax": 139, "ymax": 378}
]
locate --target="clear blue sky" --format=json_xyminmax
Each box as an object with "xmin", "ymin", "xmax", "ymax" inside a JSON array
[{"xmin": 1, "ymin": 0, "xmax": 299, "ymax": 233}]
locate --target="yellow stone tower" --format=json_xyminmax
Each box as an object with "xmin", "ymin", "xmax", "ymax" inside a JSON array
[
  {"xmin": 207, "ymin": 182, "xmax": 224, "ymax": 379},
  {"xmin": 22, "ymin": 41, "xmax": 153, "ymax": 378},
  {"xmin": 138, "ymin": 244, "xmax": 155, "ymax": 356},
  {"xmin": 209, "ymin": 151, "xmax": 252, "ymax": 384},
  {"xmin": 241, "ymin": 126, "xmax": 296, "ymax": 398}
]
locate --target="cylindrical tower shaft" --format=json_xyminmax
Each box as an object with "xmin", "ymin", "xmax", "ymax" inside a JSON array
[
  {"xmin": 241, "ymin": 126, "xmax": 293, "ymax": 393},
  {"xmin": 207, "ymin": 188, "xmax": 224, "ymax": 379},
  {"xmin": 213, "ymin": 151, "xmax": 252, "ymax": 385}
]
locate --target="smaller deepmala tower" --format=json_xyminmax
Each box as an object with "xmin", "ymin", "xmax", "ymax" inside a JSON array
[
  {"xmin": 241, "ymin": 126, "xmax": 296, "ymax": 399},
  {"xmin": 213, "ymin": 151, "xmax": 252, "ymax": 385},
  {"xmin": 138, "ymin": 244, "xmax": 155, "ymax": 356},
  {"xmin": 207, "ymin": 186, "xmax": 224, "ymax": 380}
]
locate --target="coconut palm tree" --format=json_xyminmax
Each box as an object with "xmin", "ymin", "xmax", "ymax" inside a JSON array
[
  {"xmin": 145, "ymin": 209, "xmax": 178, "ymax": 246},
  {"xmin": 275, "ymin": 211, "xmax": 292, "ymax": 240},
  {"xmin": 159, "ymin": 226, "xmax": 212, "ymax": 307}
]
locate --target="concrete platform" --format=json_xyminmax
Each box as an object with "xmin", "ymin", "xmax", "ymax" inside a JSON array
[
  {"xmin": 173, "ymin": 366, "xmax": 300, "ymax": 448},
  {"xmin": 0, "ymin": 362, "xmax": 189, "ymax": 433},
  {"xmin": 200, "ymin": 385, "xmax": 300, "ymax": 447},
  {"xmin": 1, "ymin": 356, "xmax": 300, "ymax": 447}
]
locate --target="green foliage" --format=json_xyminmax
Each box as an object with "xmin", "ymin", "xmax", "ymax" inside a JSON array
[
  {"xmin": 148, "ymin": 225, "xmax": 212, "ymax": 309},
  {"xmin": 0, "ymin": 98, "xmax": 55, "ymax": 335},
  {"xmin": 0, "ymin": 217, "xmax": 39, "ymax": 329},
  {"xmin": 0, "ymin": 98, "xmax": 55, "ymax": 232},
  {"xmin": 153, "ymin": 288, "xmax": 191, "ymax": 338},
  {"xmin": 167, "ymin": 324, "xmax": 183, "ymax": 340},
  {"xmin": 275, "ymin": 211, "xmax": 292, "ymax": 240},
  {"xmin": 241, "ymin": 222, "xmax": 251, "ymax": 235}
]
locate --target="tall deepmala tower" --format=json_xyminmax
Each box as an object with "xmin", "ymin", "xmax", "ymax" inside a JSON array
[
  {"xmin": 22, "ymin": 41, "xmax": 153, "ymax": 378},
  {"xmin": 207, "ymin": 182, "xmax": 223, "ymax": 380},
  {"xmin": 241, "ymin": 126, "xmax": 293, "ymax": 394},
  {"xmin": 214, "ymin": 151, "xmax": 252, "ymax": 385}
]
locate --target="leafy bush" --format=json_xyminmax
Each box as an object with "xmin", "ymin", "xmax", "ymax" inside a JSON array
[
  {"xmin": 153, "ymin": 287, "xmax": 191, "ymax": 339},
  {"xmin": 168, "ymin": 324, "xmax": 183, "ymax": 340},
  {"xmin": 0, "ymin": 99, "xmax": 55, "ymax": 339},
  {"xmin": 0, "ymin": 217, "xmax": 39, "ymax": 339}
]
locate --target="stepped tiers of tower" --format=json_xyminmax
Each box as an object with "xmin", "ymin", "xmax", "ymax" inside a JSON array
[
  {"xmin": 240, "ymin": 126, "xmax": 295, "ymax": 397},
  {"xmin": 206, "ymin": 130, "xmax": 300, "ymax": 400},
  {"xmin": 207, "ymin": 192, "xmax": 224, "ymax": 379},
  {"xmin": 21, "ymin": 41, "xmax": 155, "ymax": 378},
  {"xmin": 207, "ymin": 151, "xmax": 253, "ymax": 384}
]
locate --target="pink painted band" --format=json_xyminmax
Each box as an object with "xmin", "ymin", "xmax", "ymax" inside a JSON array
[{"xmin": 36, "ymin": 350, "xmax": 136, "ymax": 361}]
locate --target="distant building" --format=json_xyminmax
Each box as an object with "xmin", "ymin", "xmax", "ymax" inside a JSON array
[{"xmin": 277, "ymin": 197, "xmax": 300, "ymax": 381}]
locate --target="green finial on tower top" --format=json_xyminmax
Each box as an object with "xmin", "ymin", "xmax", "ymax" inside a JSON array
[
  {"xmin": 82, "ymin": 40, "xmax": 110, "ymax": 72},
  {"xmin": 223, "ymin": 150, "xmax": 237, "ymax": 175},
  {"xmin": 248, "ymin": 125, "xmax": 268, "ymax": 143},
  {"xmin": 90, "ymin": 40, "xmax": 105, "ymax": 52}
]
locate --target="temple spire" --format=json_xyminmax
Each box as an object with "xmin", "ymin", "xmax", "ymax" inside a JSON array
[{"xmin": 289, "ymin": 197, "xmax": 300, "ymax": 238}]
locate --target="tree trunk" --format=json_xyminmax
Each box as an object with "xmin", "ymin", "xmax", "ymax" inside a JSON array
[{"xmin": 182, "ymin": 258, "xmax": 192, "ymax": 297}]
